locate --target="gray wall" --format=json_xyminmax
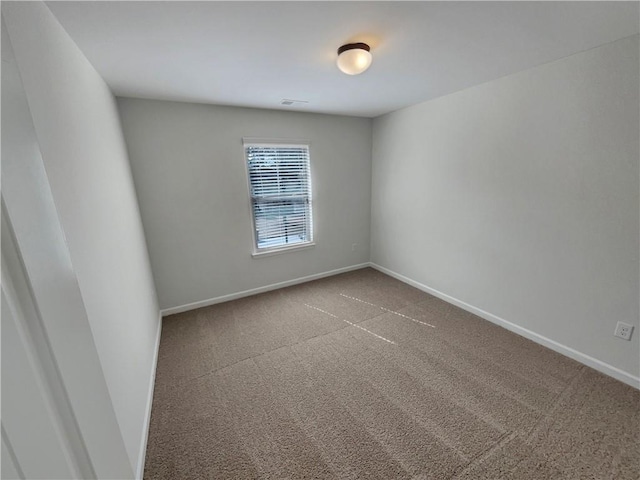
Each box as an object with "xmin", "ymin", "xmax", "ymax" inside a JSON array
[
  {"xmin": 2, "ymin": 15, "xmax": 133, "ymax": 478},
  {"xmin": 118, "ymin": 98, "xmax": 372, "ymax": 311},
  {"xmin": 3, "ymin": 2, "xmax": 160, "ymax": 472},
  {"xmin": 371, "ymin": 36, "xmax": 639, "ymax": 380}
]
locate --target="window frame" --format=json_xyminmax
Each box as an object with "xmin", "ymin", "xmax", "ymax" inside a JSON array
[{"xmin": 242, "ymin": 138, "xmax": 315, "ymax": 257}]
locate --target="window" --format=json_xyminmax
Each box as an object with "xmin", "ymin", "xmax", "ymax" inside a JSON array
[{"xmin": 244, "ymin": 140, "xmax": 313, "ymax": 254}]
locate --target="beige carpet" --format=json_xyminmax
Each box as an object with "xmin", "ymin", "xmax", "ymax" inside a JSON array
[{"xmin": 145, "ymin": 268, "xmax": 639, "ymax": 479}]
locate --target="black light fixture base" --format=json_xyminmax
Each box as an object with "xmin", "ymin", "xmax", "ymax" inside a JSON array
[{"xmin": 337, "ymin": 42, "xmax": 370, "ymax": 55}]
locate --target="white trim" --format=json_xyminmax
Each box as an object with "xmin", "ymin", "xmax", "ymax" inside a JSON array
[
  {"xmin": 369, "ymin": 263, "xmax": 640, "ymax": 390},
  {"xmin": 242, "ymin": 137, "xmax": 311, "ymax": 146},
  {"xmin": 135, "ymin": 313, "xmax": 163, "ymax": 480},
  {"xmin": 252, "ymin": 242, "xmax": 315, "ymax": 258},
  {"xmin": 161, "ymin": 263, "xmax": 370, "ymax": 316},
  {"xmin": 1, "ymin": 246, "xmax": 90, "ymax": 479}
]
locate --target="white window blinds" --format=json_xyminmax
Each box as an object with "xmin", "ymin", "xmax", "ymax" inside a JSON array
[{"xmin": 245, "ymin": 143, "xmax": 313, "ymax": 251}]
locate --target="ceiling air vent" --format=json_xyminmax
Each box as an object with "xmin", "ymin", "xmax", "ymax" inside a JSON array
[{"xmin": 281, "ymin": 99, "xmax": 308, "ymax": 106}]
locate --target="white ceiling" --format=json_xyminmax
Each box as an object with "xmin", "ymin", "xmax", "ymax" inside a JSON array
[{"xmin": 47, "ymin": 1, "xmax": 639, "ymax": 118}]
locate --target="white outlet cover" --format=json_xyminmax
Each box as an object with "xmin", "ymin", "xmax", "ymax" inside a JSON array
[{"xmin": 614, "ymin": 322, "xmax": 634, "ymax": 341}]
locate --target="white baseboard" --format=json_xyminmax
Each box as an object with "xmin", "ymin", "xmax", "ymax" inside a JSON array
[
  {"xmin": 135, "ymin": 313, "xmax": 163, "ymax": 479},
  {"xmin": 160, "ymin": 263, "xmax": 371, "ymax": 317},
  {"xmin": 370, "ymin": 263, "xmax": 640, "ymax": 390}
]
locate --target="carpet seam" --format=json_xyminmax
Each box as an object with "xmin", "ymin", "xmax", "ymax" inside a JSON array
[
  {"xmin": 161, "ymin": 322, "xmax": 364, "ymax": 388},
  {"xmin": 355, "ymin": 337, "xmax": 513, "ymax": 436},
  {"xmin": 282, "ymin": 345, "xmax": 415, "ymax": 478},
  {"xmin": 353, "ymin": 307, "xmax": 549, "ymax": 417},
  {"xmin": 181, "ymin": 293, "xmax": 423, "ymax": 383},
  {"xmin": 363, "ymin": 295, "xmax": 568, "ymax": 406},
  {"xmin": 449, "ymin": 430, "xmax": 518, "ymax": 480},
  {"xmin": 250, "ymin": 354, "xmax": 342, "ymax": 479},
  {"xmin": 524, "ymin": 365, "xmax": 587, "ymax": 444},
  {"xmin": 335, "ymin": 328, "xmax": 477, "ymax": 463}
]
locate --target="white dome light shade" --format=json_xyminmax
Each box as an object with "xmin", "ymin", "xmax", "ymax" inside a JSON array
[{"xmin": 336, "ymin": 43, "xmax": 372, "ymax": 75}]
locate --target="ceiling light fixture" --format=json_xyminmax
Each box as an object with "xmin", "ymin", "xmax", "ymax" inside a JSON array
[{"xmin": 336, "ymin": 42, "xmax": 372, "ymax": 75}]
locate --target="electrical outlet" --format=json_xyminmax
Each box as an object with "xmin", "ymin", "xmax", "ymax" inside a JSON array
[
  {"xmin": 351, "ymin": 243, "xmax": 358, "ymax": 251},
  {"xmin": 614, "ymin": 322, "xmax": 634, "ymax": 341}
]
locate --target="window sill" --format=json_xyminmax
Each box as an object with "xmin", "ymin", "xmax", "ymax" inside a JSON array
[{"xmin": 251, "ymin": 242, "xmax": 315, "ymax": 258}]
